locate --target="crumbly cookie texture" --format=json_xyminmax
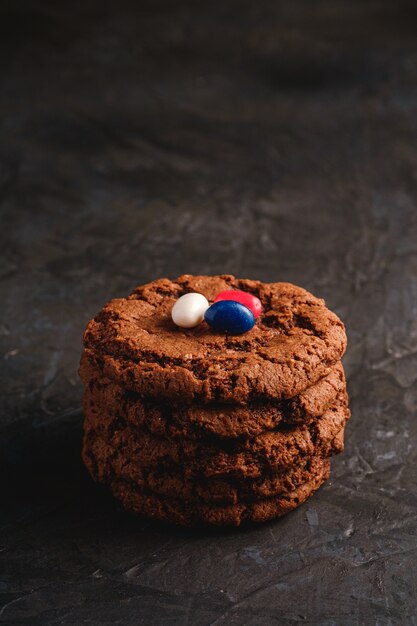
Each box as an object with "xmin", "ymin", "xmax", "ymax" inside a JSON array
[
  {"xmin": 82, "ymin": 275, "xmax": 347, "ymax": 404},
  {"xmin": 81, "ymin": 357, "xmax": 346, "ymax": 440},
  {"xmin": 84, "ymin": 430, "xmax": 331, "ymax": 505},
  {"xmin": 106, "ymin": 466, "xmax": 331, "ymax": 527},
  {"xmin": 82, "ymin": 393, "xmax": 348, "ymax": 479}
]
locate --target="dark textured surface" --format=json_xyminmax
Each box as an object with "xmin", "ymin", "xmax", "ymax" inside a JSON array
[{"xmin": 1, "ymin": 0, "xmax": 417, "ymax": 623}]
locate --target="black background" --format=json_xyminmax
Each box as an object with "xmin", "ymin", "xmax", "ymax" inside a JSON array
[{"xmin": 1, "ymin": 1, "xmax": 417, "ymax": 624}]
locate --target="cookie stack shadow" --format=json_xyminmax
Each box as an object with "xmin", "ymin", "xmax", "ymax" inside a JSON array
[{"xmin": 80, "ymin": 275, "xmax": 349, "ymax": 527}]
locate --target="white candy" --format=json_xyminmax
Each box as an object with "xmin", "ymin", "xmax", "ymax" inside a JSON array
[{"xmin": 171, "ymin": 292, "xmax": 209, "ymax": 328}]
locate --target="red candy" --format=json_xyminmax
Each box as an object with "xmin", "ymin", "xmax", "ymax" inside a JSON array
[{"xmin": 214, "ymin": 290, "xmax": 262, "ymax": 318}]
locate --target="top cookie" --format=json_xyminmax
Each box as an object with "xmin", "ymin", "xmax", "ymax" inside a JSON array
[{"xmin": 82, "ymin": 274, "xmax": 347, "ymax": 404}]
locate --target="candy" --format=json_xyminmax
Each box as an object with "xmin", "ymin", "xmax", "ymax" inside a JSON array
[
  {"xmin": 204, "ymin": 300, "xmax": 255, "ymax": 334},
  {"xmin": 171, "ymin": 292, "xmax": 209, "ymax": 328},
  {"xmin": 214, "ymin": 290, "xmax": 262, "ymax": 318}
]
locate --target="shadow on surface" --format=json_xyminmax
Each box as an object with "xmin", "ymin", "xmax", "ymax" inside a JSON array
[{"xmin": 1, "ymin": 417, "xmax": 271, "ymax": 541}]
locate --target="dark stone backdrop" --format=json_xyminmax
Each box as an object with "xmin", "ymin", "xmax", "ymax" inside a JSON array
[{"xmin": 1, "ymin": 1, "xmax": 417, "ymax": 624}]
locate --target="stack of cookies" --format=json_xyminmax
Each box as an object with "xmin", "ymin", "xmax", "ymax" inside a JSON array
[{"xmin": 80, "ymin": 275, "xmax": 349, "ymax": 527}]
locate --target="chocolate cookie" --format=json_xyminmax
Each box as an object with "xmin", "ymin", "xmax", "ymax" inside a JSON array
[
  {"xmin": 81, "ymin": 356, "xmax": 346, "ymax": 440},
  {"xmin": 82, "ymin": 275, "xmax": 347, "ymax": 404},
  {"xmin": 82, "ymin": 393, "xmax": 349, "ymax": 479},
  {"xmin": 84, "ymin": 428, "xmax": 331, "ymax": 504},
  {"xmin": 106, "ymin": 465, "xmax": 331, "ymax": 527}
]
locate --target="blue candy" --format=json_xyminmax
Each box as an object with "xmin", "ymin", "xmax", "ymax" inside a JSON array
[{"xmin": 204, "ymin": 300, "xmax": 255, "ymax": 334}]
